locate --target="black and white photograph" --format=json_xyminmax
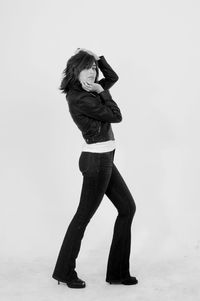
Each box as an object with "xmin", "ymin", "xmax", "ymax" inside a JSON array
[{"xmin": 1, "ymin": 0, "xmax": 200, "ymax": 300}]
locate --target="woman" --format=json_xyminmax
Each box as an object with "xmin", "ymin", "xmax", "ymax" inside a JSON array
[{"xmin": 52, "ymin": 48, "xmax": 138, "ymax": 289}]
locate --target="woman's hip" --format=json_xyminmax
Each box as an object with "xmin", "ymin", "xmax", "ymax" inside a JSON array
[{"xmin": 78, "ymin": 149, "xmax": 115, "ymax": 175}]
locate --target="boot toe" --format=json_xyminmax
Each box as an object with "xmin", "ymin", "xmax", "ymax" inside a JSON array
[
  {"xmin": 107, "ymin": 276, "xmax": 138, "ymax": 285},
  {"xmin": 121, "ymin": 276, "xmax": 138, "ymax": 285},
  {"xmin": 66, "ymin": 278, "xmax": 86, "ymax": 288}
]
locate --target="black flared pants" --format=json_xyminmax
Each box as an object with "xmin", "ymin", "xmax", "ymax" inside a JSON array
[{"xmin": 52, "ymin": 149, "xmax": 136, "ymax": 282}]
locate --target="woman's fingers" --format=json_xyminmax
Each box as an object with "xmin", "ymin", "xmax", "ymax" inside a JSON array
[
  {"xmin": 83, "ymin": 81, "xmax": 92, "ymax": 87},
  {"xmin": 74, "ymin": 48, "xmax": 81, "ymax": 54},
  {"xmin": 85, "ymin": 82, "xmax": 92, "ymax": 87},
  {"xmin": 74, "ymin": 48, "xmax": 98, "ymax": 60},
  {"xmin": 81, "ymin": 81, "xmax": 92, "ymax": 91}
]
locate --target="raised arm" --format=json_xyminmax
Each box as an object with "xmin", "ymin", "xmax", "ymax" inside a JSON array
[
  {"xmin": 74, "ymin": 48, "xmax": 119, "ymax": 90},
  {"xmin": 97, "ymin": 56, "xmax": 119, "ymax": 90}
]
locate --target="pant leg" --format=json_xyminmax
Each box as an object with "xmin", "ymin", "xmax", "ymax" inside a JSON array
[
  {"xmin": 105, "ymin": 163, "xmax": 136, "ymax": 281},
  {"xmin": 52, "ymin": 151, "xmax": 113, "ymax": 281}
]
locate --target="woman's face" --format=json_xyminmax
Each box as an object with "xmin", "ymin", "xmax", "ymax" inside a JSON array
[{"xmin": 78, "ymin": 63, "xmax": 97, "ymax": 84}]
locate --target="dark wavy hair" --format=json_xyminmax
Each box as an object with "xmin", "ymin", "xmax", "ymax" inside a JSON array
[{"xmin": 59, "ymin": 50, "xmax": 100, "ymax": 94}]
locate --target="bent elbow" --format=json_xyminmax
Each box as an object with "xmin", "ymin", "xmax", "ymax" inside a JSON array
[
  {"xmin": 112, "ymin": 114, "xmax": 122, "ymax": 123},
  {"xmin": 118, "ymin": 114, "xmax": 122, "ymax": 122},
  {"xmin": 112, "ymin": 74, "xmax": 119, "ymax": 83},
  {"xmin": 109, "ymin": 74, "xmax": 119, "ymax": 85},
  {"xmin": 115, "ymin": 74, "xmax": 119, "ymax": 82}
]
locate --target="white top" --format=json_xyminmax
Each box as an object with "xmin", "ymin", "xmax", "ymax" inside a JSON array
[{"xmin": 81, "ymin": 140, "xmax": 116, "ymax": 153}]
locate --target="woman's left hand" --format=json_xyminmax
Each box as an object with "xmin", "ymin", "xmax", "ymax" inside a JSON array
[
  {"xmin": 75, "ymin": 48, "xmax": 100, "ymax": 61},
  {"xmin": 81, "ymin": 81, "xmax": 104, "ymax": 93}
]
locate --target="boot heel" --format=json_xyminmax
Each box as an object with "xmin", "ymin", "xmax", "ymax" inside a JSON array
[{"xmin": 54, "ymin": 276, "xmax": 86, "ymax": 288}]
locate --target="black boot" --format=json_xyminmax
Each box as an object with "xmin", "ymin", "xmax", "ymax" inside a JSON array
[
  {"xmin": 107, "ymin": 276, "xmax": 138, "ymax": 285},
  {"xmin": 53, "ymin": 275, "xmax": 86, "ymax": 289}
]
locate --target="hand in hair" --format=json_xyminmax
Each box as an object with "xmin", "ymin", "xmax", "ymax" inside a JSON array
[
  {"xmin": 81, "ymin": 81, "xmax": 104, "ymax": 94},
  {"xmin": 75, "ymin": 48, "xmax": 100, "ymax": 61}
]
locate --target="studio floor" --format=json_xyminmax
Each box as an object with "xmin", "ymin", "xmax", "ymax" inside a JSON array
[{"xmin": 1, "ymin": 252, "xmax": 199, "ymax": 301}]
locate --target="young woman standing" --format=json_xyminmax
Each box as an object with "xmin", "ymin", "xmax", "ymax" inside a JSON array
[{"xmin": 52, "ymin": 48, "xmax": 138, "ymax": 289}]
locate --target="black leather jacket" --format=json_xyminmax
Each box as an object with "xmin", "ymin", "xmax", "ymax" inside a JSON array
[{"xmin": 66, "ymin": 56, "xmax": 122, "ymax": 144}]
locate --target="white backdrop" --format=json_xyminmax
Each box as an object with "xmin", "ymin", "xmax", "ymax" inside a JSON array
[{"xmin": 1, "ymin": 0, "xmax": 200, "ymax": 300}]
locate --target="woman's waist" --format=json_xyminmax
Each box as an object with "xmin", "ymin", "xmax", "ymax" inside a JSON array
[{"xmin": 81, "ymin": 139, "xmax": 116, "ymax": 153}]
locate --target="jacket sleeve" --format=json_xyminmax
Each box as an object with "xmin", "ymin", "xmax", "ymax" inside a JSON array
[
  {"xmin": 77, "ymin": 90, "xmax": 122, "ymax": 123},
  {"xmin": 97, "ymin": 56, "xmax": 119, "ymax": 90}
]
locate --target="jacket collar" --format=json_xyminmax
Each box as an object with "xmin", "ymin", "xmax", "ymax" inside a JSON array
[{"xmin": 69, "ymin": 80, "xmax": 84, "ymax": 92}]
